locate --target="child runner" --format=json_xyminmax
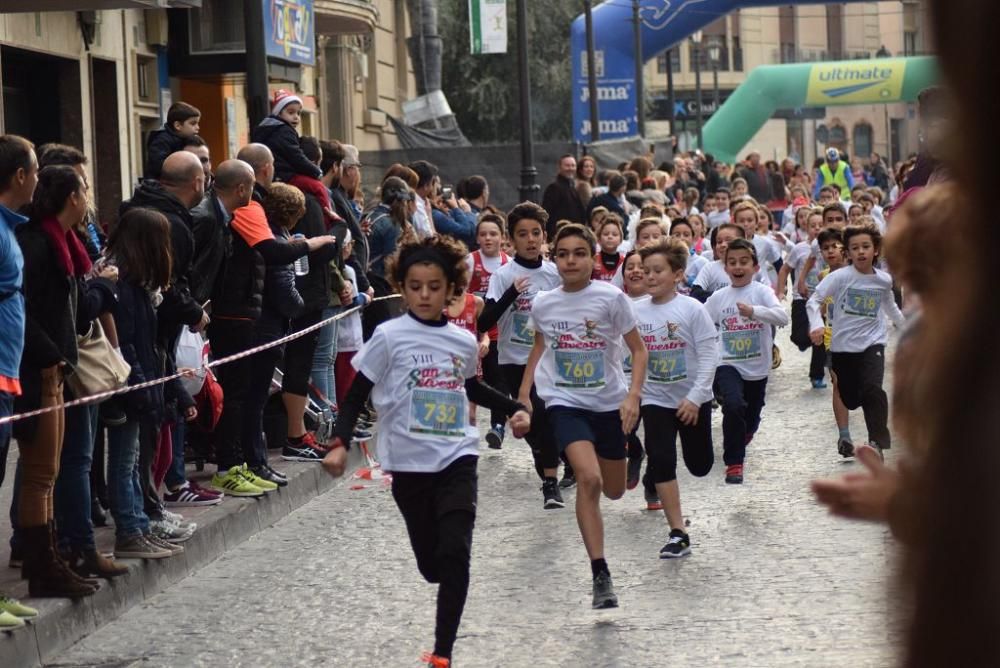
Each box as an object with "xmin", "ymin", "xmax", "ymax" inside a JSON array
[
  {"xmin": 807, "ymin": 223, "xmax": 904, "ymax": 459},
  {"xmin": 321, "ymin": 236, "xmax": 531, "ymax": 668},
  {"xmin": 690, "ymin": 223, "xmax": 769, "ymax": 302},
  {"xmin": 592, "ymin": 214, "xmax": 625, "ymax": 282},
  {"xmin": 706, "ymin": 188, "xmax": 731, "ymax": 229},
  {"xmin": 704, "ymin": 239, "xmax": 789, "ymax": 484},
  {"xmin": 445, "ymin": 283, "xmax": 490, "ymax": 425},
  {"xmin": 812, "ymin": 228, "xmax": 853, "ymax": 456},
  {"xmin": 465, "ymin": 212, "xmax": 510, "ymax": 449},
  {"xmin": 636, "ymin": 239, "xmax": 719, "ymax": 557},
  {"xmin": 669, "ymin": 219, "xmax": 709, "ymax": 295},
  {"xmin": 477, "ymin": 202, "xmax": 565, "ymax": 509},
  {"xmin": 687, "ymin": 213, "xmax": 708, "ymax": 255},
  {"xmin": 518, "ymin": 223, "xmax": 647, "ymax": 609},
  {"xmin": 777, "ymin": 208, "xmax": 827, "ymax": 388},
  {"xmin": 796, "ymin": 203, "xmax": 848, "ymax": 298}
]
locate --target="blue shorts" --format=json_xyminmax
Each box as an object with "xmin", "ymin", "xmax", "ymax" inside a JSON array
[{"xmin": 547, "ymin": 407, "xmax": 626, "ymax": 461}]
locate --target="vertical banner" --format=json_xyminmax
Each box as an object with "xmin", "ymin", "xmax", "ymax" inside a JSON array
[
  {"xmin": 263, "ymin": 0, "xmax": 316, "ymax": 66},
  {"xmin": 469, "ymin": 0, "xmax": 508, "ymax": 55}
]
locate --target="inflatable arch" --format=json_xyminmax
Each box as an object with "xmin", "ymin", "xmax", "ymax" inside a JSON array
[
  {"xmin": 702, "ymin": 56, "xmax": 937, "ymax": 162},
  {"xmin": 572, "ymin": 0, "xmax": 874, "ymax": 143}
]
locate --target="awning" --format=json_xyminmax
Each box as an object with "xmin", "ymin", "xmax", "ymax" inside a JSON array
[
  {"xmin": 1, "ymin": 0, "xmax": 199, "ymax": 11},
  {"xmin": 314, "ymin": 0, "xmax": 378, "ymax": 35}
]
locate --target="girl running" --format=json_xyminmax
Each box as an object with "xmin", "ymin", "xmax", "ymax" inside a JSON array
[
  {"xmin": 518, "ymin": 223, "xmax": 648, "ymax": 609},
  {"xmin": 321, "ymin": 235, "xmax": 530, "ymax": 668},
  {"xmin": 592, "ymin": 215, "xmax": 625, "ymax": 282},
  {"xmin": 636, "ymin": 238, "xmax": 719, "ymax": 557},
  {"xmin": 465, "ymin": 212, "xmax": 509, "ymax": 446}
]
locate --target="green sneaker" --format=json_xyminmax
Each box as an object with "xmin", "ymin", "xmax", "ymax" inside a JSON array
[
  {"xmin": 0, "ymin": 595, "xmax": 37, "ymax": 619},
  {"xmin": 0, "ymin": 610, "xmax": 24, "ymax": 629},
  {"xmin": 238, "ymin": 464, "xmax": 277, "ymax": 492},
  {"xmin": 211, "ymin": 466, "xmax": 265, "ymax": 497}
]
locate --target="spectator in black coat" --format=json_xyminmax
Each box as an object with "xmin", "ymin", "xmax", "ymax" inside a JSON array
[
  {"xmin": 587, "ymin": 171, "xmax": 628, "ymax": 222},
  {"xmin": 145, "ymin": 102, "xmax": 201, "ymax": 180},
  {"xmin": 541, "ymin": 154, "xmax": 586, "ymax": 238}
]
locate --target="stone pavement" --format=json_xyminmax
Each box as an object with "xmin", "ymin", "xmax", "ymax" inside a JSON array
[{"xmin": 51, "ymin": 325, "xmax": 902, "ymax": 667}]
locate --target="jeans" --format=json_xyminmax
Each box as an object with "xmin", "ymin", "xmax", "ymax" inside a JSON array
[
  {"xmin": 715, "ymin": 365, "xmax": 769, "ymax": 467},
  {"xmin": 309, "ymin": 307, "xmax": 339, "ymax": 408},
  {"xmin": 0, "ymin": 391, "xmax": 12, "ymax": 488},
  {"xmin": 107, "ymin": 420, "xmax": 149, "ymax": 539},
  {"xmin": 164, "ymin": 420, "xmax": 186, "ymax": 490},
  {"xmin": 53, "ymin": 403, "xmax": 97, "ymax": 550}
]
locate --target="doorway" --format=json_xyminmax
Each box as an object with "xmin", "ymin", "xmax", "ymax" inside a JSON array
[
  {"xmin": 91, "ymin": 57, "xmax": 123, "ymax": 229},
  {"xmin": 1, "ymin": 46, "xmax": 83, "ymax": 148}
]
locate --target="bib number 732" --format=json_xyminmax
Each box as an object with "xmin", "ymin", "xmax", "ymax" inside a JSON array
[{"xmin": 409, "ymin": 389, "xmax": 466, "ymax": 437}]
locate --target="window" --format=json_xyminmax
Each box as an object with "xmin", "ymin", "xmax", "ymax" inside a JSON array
[
  {"xmin": 656, "ymin": 48, "xmax": 680, "ymax": 74},
  {"xmin": 903, "ymin": 31, "xmax": 918, "ymax": 56},
  {"xmin": 826, "ymin": 5, "xmax": 844, "ymax": 60},
  {"xmin": 852, "ymin": 122, "xmax": 873, "ymax": 160},
  {"xmin": 189, "ymin": 0, "xmax": 246, "ymax": 54},
  {"xmin": 829, "ymin": 123, "xmax": 848, "ymax": 151},
  {"xmin": 135, "ymin": 54, "xmax": 157, "ymax": 105},
  {"xmin": 732, "ymin": 36, "xmax": 743, "ymax": 71}
]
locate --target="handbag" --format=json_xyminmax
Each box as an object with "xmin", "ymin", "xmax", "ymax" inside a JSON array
[{"xmin": 66, "ymin": 319, "xmax": 131, "ymax": 399}]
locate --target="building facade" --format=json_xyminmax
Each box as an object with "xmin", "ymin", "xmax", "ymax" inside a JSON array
[{"xmin": 644, "ymin": 0, "xmax": 933, "ymax": 169}]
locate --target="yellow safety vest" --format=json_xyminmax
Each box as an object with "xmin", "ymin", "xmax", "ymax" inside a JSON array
[{"xmin": 820, "ymin": 162, "xmax": 851, "ymax": 201}]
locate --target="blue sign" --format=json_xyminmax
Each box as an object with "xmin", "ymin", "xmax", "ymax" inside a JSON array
[
  {"xmin": 263, "ymin": 0, "xmax": 315, "ymax": 66},
  {"xmin": 570, "ymin": 0, "xmax": 870, "ymax": 143}
]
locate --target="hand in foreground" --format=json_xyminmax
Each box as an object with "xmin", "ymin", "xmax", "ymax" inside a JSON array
[
  {"xmin": 809, "ymin": 327, "xmax": 825, "ymax": 346},
  {"xmin": 321, "ymin": 439, "xmax": 349, "ymax": 478},
  {"xmin": 620, "ymin": 394, "xmax": 640, "ymax": 434},
  {"xmin": 509, "ymin": 410, "xmax": 531, "ymax": 439},
  {"xmin": 676, "ymin": 399, "xmax": 699, "ymax": 426},
  {"xmin": 810, "ymin": 445, "xmax": 899, "ymax": 523},
  {"xmin": 736, "ymin": 302, "xmax": 754, "ymax": 319}
]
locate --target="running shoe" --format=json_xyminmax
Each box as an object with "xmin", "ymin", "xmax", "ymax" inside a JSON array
[
  {"xmin": 250, "ymin": 464, "xmax": 288, "ymax": 488},
  {"xmin": 626, "ymin": 452, "xmax": 644, "ymax": 491},
  {"xmin": 163, "ymin": 481, "xmax": 222, "ymax": 507},
  {"xmin": 114, "ymin": 535, "xmax": 173, "ymax": 560},
  {"xmin": 0, "ymin": 595, "xmax": 37, "ymax": 619},
  {"xmin": 239, "ymin": 464, "xmax": 278, "ymax": 492},
  {"xmin": 421, "ymin": 652, "xmax": 450, "ymax": 667},
  {"xmin": 644, "ymin": 486, "xmax": 662, "ymax": 511},
  {"xmin": 837, "ymin": 437, "xmax": 855, "ymax": 459},
  {"xmin": 541, "ymin": 479, "xmax": 565, "ymax": 509},
  {"xmin": 659, "ymin": 529, "xmax": 692, "ymax": 559},
  {"xmin": 725, "ymin": 464, "xmax": 744, "ymax": 485},
  {"xmin": 352, "ymin": 427, "xmax": 373, "ymax": 442},
  {"xmin": 559, "ymin": 468, "xmax": 576, "ymax": 489},
  {"xmin": 0, "ymin": 610, "xmax": 24, "ymax": 629},
  {"xmin": 211, "ymin": 465, "xmax": 266, "ymax": 497},
  {"xmin": 144, "ymin": 533, "xmax": 184, "ymax": 555},
  {"xmin": 592, "ymin": 572, "xmax": 619, "ymax": 609},
  {"xmin": 771, "ymin": 344, "xmax": 782, "ymax": 369},
  {"xmin": 281, "ymin": 442, "xmax": 326, "ymax": 462},
  {"xmin": 150, "ymin": 519, "xmax": 195, "ymax": 544},
  {"xmin": 161, "ymin": 509, "xmax": 197, "ymax": 532},
  {"xmin": 485, "ymin": 424, "xmax": 505, "ymax": 450},
  {"xmin": 189, "ymin": 480, "xmax": 222, "ymax": 499},
  {"xmin": 868, "ymin": 441, "xmax": 885, "ymax": 462},
  {"xmin": 811, "ymin": 378, "xmax": 828, "ymax": 389}
]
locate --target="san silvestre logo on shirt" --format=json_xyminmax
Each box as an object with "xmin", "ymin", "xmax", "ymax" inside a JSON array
[
  {"xmin": 406, "ymin": 354, "xmax": 465, "ymax": 391},
  {"xmin": 722, "ymin": 313, "xmax": 763, "ymax": 332},
  {"xmin": 549, "ymin": 319, "xmax": 606, "ymax": 350},
  {"xmin": 640, "ymin": 321, "xmax": 685, "ymax": 351}
]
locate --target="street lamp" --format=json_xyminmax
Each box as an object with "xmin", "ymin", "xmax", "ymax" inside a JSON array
[
  {"xmin": 516, "ymin": 0, "xmax": 538, "ymax": 202},
  {"xmin": 690, "ymin": 30, "xmax": 703, "ymax": 149},
  {"xmin": 707, "ymin": 35, "xmax": 721, "ymax": 110}
]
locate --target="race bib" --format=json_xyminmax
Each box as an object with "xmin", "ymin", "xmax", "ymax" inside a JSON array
[
  {"xmin": 844, "ymin": 288, "xmax": 880, "ymax": 318},
  {"xmin": 409, "ymin": 389, "xmax": 467, "ymax": 437},
  {"xmin": 648, "ymin": 348, "xmax": 687, "ymax": 384},
  {"xmin": 510, "ymin": 312, "xmax": 534, "ymax": 346},
  {"xmin": 805, "ymin": 269, "xmax": 820, "ymax": 291},
  {"xmin": 722, "ymin": 328, "xmax": 762, "ymax": 361},
  {"xmin": 554, "ymin": 349, "xmax": 605, "ymax": 388}
]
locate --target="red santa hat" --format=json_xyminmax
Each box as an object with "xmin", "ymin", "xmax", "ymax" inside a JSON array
[{"xmin": 271, "ymin": 89, "xmax": 303, "ymax": 116}]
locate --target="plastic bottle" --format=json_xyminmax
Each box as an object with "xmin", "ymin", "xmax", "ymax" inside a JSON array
[{"xmin": 292, "ymin": 233, "xmax": 309, "ymax": 276}]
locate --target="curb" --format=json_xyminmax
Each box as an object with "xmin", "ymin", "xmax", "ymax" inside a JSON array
[{"xmin": 0, "ymin": 446, "xmax": 367, "ymax": 668}]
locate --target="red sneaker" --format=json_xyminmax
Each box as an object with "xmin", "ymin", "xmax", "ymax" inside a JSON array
[
  {"xmin": 725, "ymin": 464, "xmax": 744, "ymax": 485},
  {"xmin": 421, "ymin": 652, "xmax": 450, "ymax": 667},
  {"xmin": 300, "ymin": 432, "xmax": 331, "ymax": 452}
]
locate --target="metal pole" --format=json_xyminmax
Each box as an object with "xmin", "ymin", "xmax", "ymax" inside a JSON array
[
  {"xmin": 584, "ymin": 0, "xmax": 599, "ymax": 142},
  {"xmin": 712, "ymin": 62, "xmax": 719, "ymax": 108},
  {"xmin": 694, "ymin": 44, "xmax": 703, "ymax": 149},
  {"xmin": 666, "ymin": 47, "xmax": 675, "ymax": 135},
  {"xmin": 633, "ymin": 0, "xmax": 645, "ymax": 138},
  {"xmin": 516, "ymin": 0, "xmax": 538, "ymax": 202},
  {"xmin": 244, "ymin": 0, "xmax": 270, "ymax": 128}
]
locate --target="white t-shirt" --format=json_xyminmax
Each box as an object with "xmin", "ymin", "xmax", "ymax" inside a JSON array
[
  {"xmin": 353, "ymin": 314, "xmax": 480, "ymax": 472},
  {"xmin": 753, "ymin": 234, "xmax": 782, "ymax": 271},
  {"xmin": 623, "ymin": 294, "xmax": 651, "ymax": 379},
  {"xmin": 487, "ymin": 259, "xmax": 562, "ymax": 365},
  {"xmin": 706, "ymin": 209, "xmax": 730, "ymax": 229},
  {"xmin": 336, "ymin": 265, "xmax": 364, "ymax": 352},
  {"xmin": 635, "ymin": 295, "xmax": 719, "ymax": 409},
  {"xmin": 704, "ymin": 282, "xmax": 790, "ymax": 380},
  {"xmin": 684, "ymin": 253, "xmax": 710, "ymax": 292},
  {"xmin": 412, "ymin": 193, "xmax": 433, "ymax": 239},
  {"xmin": 693, "ymin": 260, "xmax": 771, "ymax": 292},
  {"xmin": 807, "ymin": 265, "xmax": 904, "ymax": 353},
  {"xmin": 529, "ymin": 280, "xmax": 638, "ymax": 410},
  {"xmin": 786, "ymin": 241, "xmax": 824, "ymax": 300}
]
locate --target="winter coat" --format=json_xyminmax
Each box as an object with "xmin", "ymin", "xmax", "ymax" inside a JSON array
[
  {"xmin": 542, "ymin": 175, "xmax": 587, "ymax": 238},
  {"xmin": 431, "ymin": 206, "xmax": 477, "ymax": 250},
  {"xmin": 330, "ymin": 185, "xmax": 370, "ymax": 293},
  {"xmin": 295, "ymin": 192, "xmax": 343, "ymax": 312},
  {"xmin": 250, "ymin": 116, "xmax": 322, "ymax": 183},
  {"xmin": 257, "ymin": 226, "xmax": 305, "ymax": 343},
  {"xmin": 145, "ymin": 125, "xmax": 186, "ymax": 180},
  {"xmin": 587, "ymin": 191, "xmax": 628, "ymax": 223},
  {"xmin": 112, "ymin": 279, "xmax": 165, "ymax": 423}
]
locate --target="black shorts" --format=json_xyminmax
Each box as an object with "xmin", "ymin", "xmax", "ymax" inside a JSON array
[{"xmin": 547, "ymin": 407, "xmax": 626, "ymax": 460}]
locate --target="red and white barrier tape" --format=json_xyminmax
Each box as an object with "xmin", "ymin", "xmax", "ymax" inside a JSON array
[{"xmin": 0, "ymin": 294, "xmax": 403, "ymax": 426}]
